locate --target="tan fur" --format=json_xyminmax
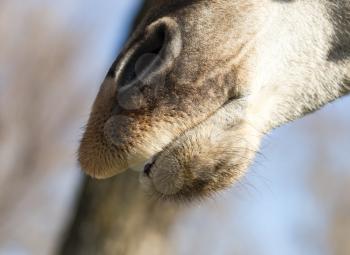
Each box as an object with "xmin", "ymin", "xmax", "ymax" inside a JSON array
[{"xmin": 79, "ymin": 0, "xmax": 350, "ymax": 201}]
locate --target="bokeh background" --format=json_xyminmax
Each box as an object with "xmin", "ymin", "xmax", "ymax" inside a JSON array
[{"xmin": 0, "ymin": 1, "xmax": 349, "ymax": 255}]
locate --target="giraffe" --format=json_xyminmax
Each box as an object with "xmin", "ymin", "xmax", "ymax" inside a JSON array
[{"xmin": 79, "ymin": 0, "xmax": 350, "ymax": 201}]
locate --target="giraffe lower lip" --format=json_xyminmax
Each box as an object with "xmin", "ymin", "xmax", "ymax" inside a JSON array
[{"xmin": 140, "ymin": 97, "xmax": 243, "ymax": 177}]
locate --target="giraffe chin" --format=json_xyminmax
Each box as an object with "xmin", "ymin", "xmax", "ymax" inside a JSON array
[{"xmin": 138, "ymin": 121, "xmax": 261, "ymax": 202}]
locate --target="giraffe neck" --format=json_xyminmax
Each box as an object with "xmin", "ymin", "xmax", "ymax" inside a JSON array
[{"xmin": 244, "ymin": 0, "xmax": 350, "ymax": 132}]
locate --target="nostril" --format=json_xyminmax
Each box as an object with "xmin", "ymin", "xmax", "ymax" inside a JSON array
[
  {"xmin": 115, "ymin": 18, "xmax": 182, "ymax": 89},
  {"xmin": 134, "ymin": 29, "xmax": 165, "ymax": 79},
  {"xmin": 119, "ymin": 24, "xmax": 166, "ymax": 88}
]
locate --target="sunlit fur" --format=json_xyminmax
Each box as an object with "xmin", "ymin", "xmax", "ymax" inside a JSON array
[{"xmin": 79, "ymin": 0, "xmax": 350, "ymax": 201}]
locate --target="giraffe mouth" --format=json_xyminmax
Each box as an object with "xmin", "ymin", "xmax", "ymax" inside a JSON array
[
  {"xmin": 143, "ymin": 159, "xmax": 155, "ymax": 177},
  {"xmin": 134, "ymin": 97, "xmax": 260, "ymax": 202},
  {"xmin": 136, "ymin": 99, "xmax": 230, "ymax": 177},
  {"xmin": 139, "ymin": 96, "xmax": 243, "ymax": 178}
]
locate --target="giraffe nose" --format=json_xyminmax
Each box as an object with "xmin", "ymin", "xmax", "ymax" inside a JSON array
[{"xmin": 112, "ymin": 18, "xmax": 182, "ymax": 108}]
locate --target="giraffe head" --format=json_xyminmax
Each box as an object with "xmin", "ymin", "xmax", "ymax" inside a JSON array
[{"xmin": 79, "ymin": 0, "xmax": 350, "ymax": 201}]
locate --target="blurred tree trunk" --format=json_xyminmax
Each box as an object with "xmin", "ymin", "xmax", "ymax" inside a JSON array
[{"xmin": 59, "ymin": 172, "xmax": 179, "ymax": 255}]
